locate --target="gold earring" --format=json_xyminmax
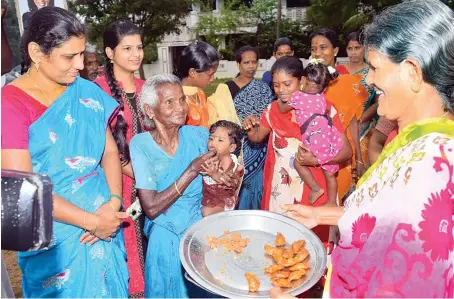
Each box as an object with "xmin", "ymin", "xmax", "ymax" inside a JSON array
[
  {"xmin": 35, "ymin": 63, "xmax": 40, "ymax": 71},
  {"xmin": 411, "ymin": 83, "xmax": 420, "ymax": 93},
  {"xmin": 110, "ymin": 59, "xmax": 114, "ymax": 64}
]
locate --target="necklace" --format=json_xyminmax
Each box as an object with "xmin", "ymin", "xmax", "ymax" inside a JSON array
[
  {"xmin": 26, "ymin": 70, "xmax": 54, "ymax": 106},
  {"xmin": 122, "ymin": 90, "xmax": 136, "ymax": 100},
  {"xmin": 440, "ymin": 111, "xmax": 450, "ymax": 119}
]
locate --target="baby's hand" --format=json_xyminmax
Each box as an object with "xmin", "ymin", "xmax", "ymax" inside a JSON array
[{"xmin": 200, "ymin": 159, "xmax": 221, "ymax": 180}]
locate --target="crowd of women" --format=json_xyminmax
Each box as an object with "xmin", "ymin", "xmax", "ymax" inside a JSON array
[{"xmin": 1, "ymin": 0, "xmax": 453, "ymax": 297}]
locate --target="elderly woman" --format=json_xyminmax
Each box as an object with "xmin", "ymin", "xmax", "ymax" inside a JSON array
[
  {"xmin": 281, "ymin": 0, "xmax": 454, "ymax": 297},
  {"xmin": 129, "ymin": 74, "xmax": 238, "ymax": 298}
]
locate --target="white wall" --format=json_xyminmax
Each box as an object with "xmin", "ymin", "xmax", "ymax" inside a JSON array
[{"xmin": 142, "ymin": 57, "xmax": 349, "ymax": 79}]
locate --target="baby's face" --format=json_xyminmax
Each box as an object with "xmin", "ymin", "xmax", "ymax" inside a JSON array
[{"xmin": 208, "ymin": 127, "xmax": 233, "ymax": 157}]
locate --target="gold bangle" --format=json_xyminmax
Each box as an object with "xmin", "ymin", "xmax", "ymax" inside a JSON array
[
  {"xmin": 174, "ymin": 181, "xmax": 182, "ymax": 196},
  {"xmin": 356, "ymin": 160, "xmax": 364, "ymax": 165}
]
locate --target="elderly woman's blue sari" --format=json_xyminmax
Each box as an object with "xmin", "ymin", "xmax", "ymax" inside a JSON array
[
  {"xmin": 225, "ymin": 78, "xmax": 274, "ymax": 209},
  {"xmin": 130, "ymin": 126, "xmax": 209, "ymax": 298},
  {"xmin": 17, "ymin": 77, "xmax": 128, "ymax": 298}
]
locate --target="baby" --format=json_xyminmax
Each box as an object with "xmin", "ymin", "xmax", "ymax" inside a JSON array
[
  {"xmin": 201, "ymin": 120, "xmax": 244, "ymax": 216},
  {"xmin": 277, "ymin": 59, "xmax": 342, "ymax": 205}
]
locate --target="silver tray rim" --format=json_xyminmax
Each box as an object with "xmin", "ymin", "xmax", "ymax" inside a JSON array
[{"xmin": 179, "ymin": 210, "xmax": 328, "ymax": 298}]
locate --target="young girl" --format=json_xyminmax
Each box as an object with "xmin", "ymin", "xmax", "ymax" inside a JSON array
[
  {"xmin": 94, "ymin": 20, "xmax": 146, "ymax": 297},
  {"xmin": 275, "ymin": 57, "xmax": 343, "ymax": 205},
  {"xmin": 201, "ymin": 120, "xmax": 244, "ymax": 216}
]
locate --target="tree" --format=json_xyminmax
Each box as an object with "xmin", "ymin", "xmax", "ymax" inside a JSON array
[{"xmin": 69, "ymin": 0, "xmax": 191, "ymax": 77}]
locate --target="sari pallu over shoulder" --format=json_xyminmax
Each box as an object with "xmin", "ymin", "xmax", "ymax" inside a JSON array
[{"xmin": 18, "ymin": 77, "xmax": 128, "ymax": 298}]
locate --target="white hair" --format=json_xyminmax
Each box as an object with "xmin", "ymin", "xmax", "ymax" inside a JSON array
[
  {"xmin": 85, "ymin": 43, "xmax": 97, "ymax": 54},
  {"xmin": 139, "ymin": 74, "xmax": 182, "ymax": 127}
]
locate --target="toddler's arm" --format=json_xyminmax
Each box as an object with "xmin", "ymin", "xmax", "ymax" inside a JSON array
[{"xmin": 277, "ymin": 99, "xmax": 294, "ymax": 114}]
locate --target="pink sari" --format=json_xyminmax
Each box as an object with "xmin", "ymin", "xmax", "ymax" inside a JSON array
[{"xmin": 330, "ymin": 118, "xmax": 454, "ymax": 297}]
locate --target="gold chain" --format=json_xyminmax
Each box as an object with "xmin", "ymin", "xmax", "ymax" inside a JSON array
[{"xmin": 26, "ymin": 70, "xmax": 54, "ymax": 106}]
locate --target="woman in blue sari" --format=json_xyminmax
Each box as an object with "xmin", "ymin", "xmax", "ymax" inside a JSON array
[
  {"xmin": 208, "ymin": 46, "xmax": 274, "ymax": 209},
  {"xmin": 1, "ymin": 8, "xmax": 128, "ymax": 297},
  {"xmin": 130, "ymin": 74, "xmax": 240, "ymax": 298}
]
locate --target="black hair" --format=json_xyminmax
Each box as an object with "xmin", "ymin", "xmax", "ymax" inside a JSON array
[
  {"xmin": 176, "ymin": 41, "xmax": 219, "ymax": 80},
  {"xmin": 271, "ymin": 56, "xmax": 304, "ymax": 80},
  {"xmin": 305, "ymin": 63, "xmax": 339, "ymax": 91},
  {"xmin": 235, "ymin": 45, "xmax": 258, "ymax": 63},
  {"xmin": 27, "ymin": 0, "xmax": 54, "ymax": 12},
  {"xmin": 310, "ymin": 28, "xmax": 340, "ymax": 49},
  {"xmin": 346, "ymin": 31, "xmax": 362, "ymax": 45},
  {"xmin": 103, "ymin": 20, "xmax": 141, "ymax": 166},
  {"xmin": 20, "ymin": 7, "xmax": 85, "ymax": 70},
  {"xmin": 209, "ymin": 120, "xmax": 243, "ymax": 155},
  {"xmin": 274, "ymin": 37, "xmax": 293, "ymax": 52}
]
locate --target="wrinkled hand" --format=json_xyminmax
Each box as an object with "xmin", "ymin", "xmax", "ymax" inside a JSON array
[
  {"xmin": 295, "ymin": 144, "xmax": 319, "ymax": 167},
  {"xmin": 280, "ymin": 204, "xmax": 318, "ymax": 229},
  {"xmin": 190, "ymin": 150, "xmax": 218, "ymax": 173},
  {"xmin": 80, "ymin": 204, "xmax": 127, "ymax": 245},
  {"xmin": 219, "ymin": 164, "xmax": 243, "ymax": 190},
  {"xmin": 270, "ymin": 287, "xmax": 296, "ymax": 298},
  {"xmin": 243, "ymin": 115, "xmax": 260, "ymax": 132}
]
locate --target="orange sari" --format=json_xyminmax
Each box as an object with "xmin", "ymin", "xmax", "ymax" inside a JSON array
[
  {"xmin": 183, "ymin": 86, "xmax": 209, "ymax": 129},
  {"xmin": 325, "ymin": 74, "xmax": 369, "ymax": 200}
]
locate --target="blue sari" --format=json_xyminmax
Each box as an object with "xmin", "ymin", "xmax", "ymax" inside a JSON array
[
  {"xmin": 226, "ymin": 79, "xmax": 274, "ymax": 210},
  {"xmin": 130, "ymin": 126, "xmax": 208, "ymax": 298},
  {"xmin": 18, "ymin": 77, "xmax": 128, "ymax": 297}
]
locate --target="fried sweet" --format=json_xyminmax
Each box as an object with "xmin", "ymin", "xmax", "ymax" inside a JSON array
[
  {"xmin": 289, "ymin": 258, "xmax": 310, "ymax": 271},
  {"xmin": 272, "ymin": 278, "xmax": 292, "ymax": 288},
  {"xmin": 282, "ymin": 246, "xmax": 294, "ymax": 259},
  {"xmin": 288, "ymin": 270, "xmax": 306, "ymax": 282},
  {"xmin": 275, "ymin": 232, "xmax": 286, "ymax": 247},
  {"xmin": 272, "ymin": 251, "xmax": 287, "ymax": 265},
  {"xmin": 291, "ymin": 240, "xmax": 305, "ymax": 253},
  {"xmin": 207, "ymin": 232, "xmax": 250, "ymax": 253},
  {"xmin": 264, "ymin": 245, "xmax": 284, "ymax": 256},
  {"xmin": 264, "ymin": 264, "xmax": 285, "ymax": 274},
  {"xmin": 282, "ymin": 247, "xmax": 309, "ymax": 267},
  {"xmin": 245, "ymin": 272, "xmax": 260, "ymax": 292},
  {"xmin": 271, "ymin": 270, "xmax": 291, "ymax": 279}
]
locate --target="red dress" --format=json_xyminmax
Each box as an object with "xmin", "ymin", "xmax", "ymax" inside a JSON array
[{"xmin": 94, "ymin": 75, "xmax": 145, "ymax": 297}]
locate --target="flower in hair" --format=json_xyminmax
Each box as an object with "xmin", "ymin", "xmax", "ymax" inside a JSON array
[{"xmin": 327, "ymin": 66, "xmax": 337, "ymax": 75}]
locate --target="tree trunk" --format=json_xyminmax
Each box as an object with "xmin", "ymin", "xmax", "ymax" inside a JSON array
[{"xmin": 276, "ymin": 0, "xmax": 282, "ymax": 39}]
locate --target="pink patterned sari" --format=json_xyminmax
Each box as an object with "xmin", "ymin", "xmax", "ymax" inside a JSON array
[{"xmin": 330, "ymin": 117, "xmax": 454, "ymax": 297}]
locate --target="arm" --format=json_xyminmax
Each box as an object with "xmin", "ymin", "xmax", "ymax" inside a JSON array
[
  {"xmin": 121, "ymin": 162, "xmax": 134, "ymax": 178},
  {"xmin": 100, "ymin": 128, "xmax": 122, "ymax": 210},
  {"xmin": 135, "ymin": 151, "xmax": 217, "ymax": 220},
  {"xmin": 326, "ymin": 132, "xmax": 352, "ymax": 165},
  {"xmin": 277, "ymin": 100, "xmax": 294, "ymax": 114},
  {"xmin": 243, "ymin": 115, "xmax": 271, "ymax": 143},
  {"xmin": 349, "ymin": 117, "xmax": 363, "ymax": 164},
  {"xmin": 368, "ymin": 129, "xmax": 388, "ymax": 165},
  {"xmin": 314, "ymin": 206, "xmax": 344, "ymax": 226},
  {"xmin": 1, "ymin": 150, "xmax": 103, "ymax": 233},
  {"xmin": 360, "ymin": 102, "xmax": 378, "ymax": 125},
  {"xmin": 296, "ymin": 132, "xmax": 352, "ymax": 167},
  {"xmin": 281, "ymin": 204, "xmax": 344, "ymax": 228}
]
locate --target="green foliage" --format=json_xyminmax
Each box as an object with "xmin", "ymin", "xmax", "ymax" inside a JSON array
[
  {"xmin": 143, "ymin": 43, "xmax": 158, "ymax": 63},
  {"xmin": 69, "ymin": 0, "xmax": 191, "ymax": 48}
]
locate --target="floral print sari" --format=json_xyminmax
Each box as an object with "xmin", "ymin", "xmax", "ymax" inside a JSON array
[{"xmin": 330, "ymin": 117, "xmax": 454, "ymax": 297}]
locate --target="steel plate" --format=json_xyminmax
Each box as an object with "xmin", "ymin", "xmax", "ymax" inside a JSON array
[{"xmin": 180, "ymin": 210, "xmax": 327, "ymax": 298}]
